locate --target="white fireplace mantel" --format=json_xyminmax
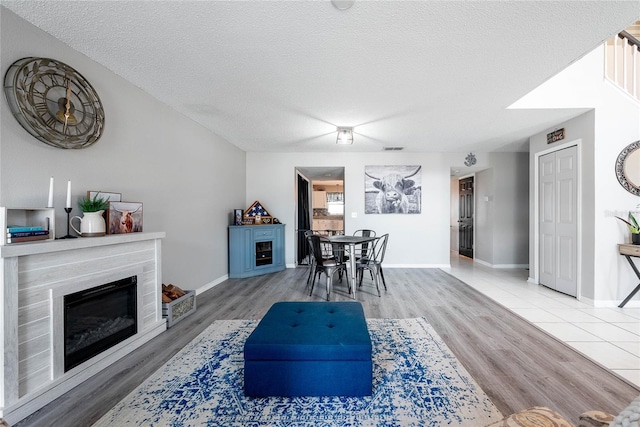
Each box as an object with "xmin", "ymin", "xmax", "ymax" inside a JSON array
[{"xmin": 0, "ymin": 232, "xmax": 166, "ymax": 424}]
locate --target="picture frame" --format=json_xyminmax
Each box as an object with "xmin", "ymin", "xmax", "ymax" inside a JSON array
[
  {"xmin": 87, "ymin": 191, "xmax": 122, "ymax": 203},
  {"xmin": 106, "ymin": 202, "xmax": 143, "ymax": 234},
  {"xmin": 234, "ymin": 209, "xmax": 243, "ymax": 226},
  {"xmin": 364, "ymin": 165, "xmax": 422, "ymax": 214}
]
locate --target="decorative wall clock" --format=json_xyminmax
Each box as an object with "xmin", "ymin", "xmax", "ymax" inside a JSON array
[{"xmin": 3, "ymin": 57, "xmax": 105, "ymax": 149}]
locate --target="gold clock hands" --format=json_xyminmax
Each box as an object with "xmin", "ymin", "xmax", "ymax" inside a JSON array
[{"xmin": 63, "ymin": 86, "xmax": 71, "ymax": 132}]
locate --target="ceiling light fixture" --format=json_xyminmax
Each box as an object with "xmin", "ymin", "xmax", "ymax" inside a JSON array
[
  {"xmin": 331, "ymin": 0, "xmax": 355, "ymax": 11},
  {"xmin": 336, "ymin": 127, "xmax": 354, "ymax": 145}
]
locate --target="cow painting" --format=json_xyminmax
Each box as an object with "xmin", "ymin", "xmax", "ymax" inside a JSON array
[
  {"xmin": 107, "ymin": 202, "xmax": 143, "ymax": 234},
  {"xmin": 365, "ymin": 165, "xmax": 422, "ymax": 214}
]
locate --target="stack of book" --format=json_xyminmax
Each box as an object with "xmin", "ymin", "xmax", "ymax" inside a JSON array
[{"xmin": 6, "ymin": 225, "xmax": 50, "ymax": 243}]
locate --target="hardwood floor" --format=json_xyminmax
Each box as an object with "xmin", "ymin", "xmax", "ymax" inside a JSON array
[{"xmin": 15, "ymin": 267, "xmax": 640, "ymax": 426}]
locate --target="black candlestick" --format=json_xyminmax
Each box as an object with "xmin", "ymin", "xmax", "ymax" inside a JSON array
[{"xmin": 60, "ymin": 207, "xmax": 77, "ymax": 239}]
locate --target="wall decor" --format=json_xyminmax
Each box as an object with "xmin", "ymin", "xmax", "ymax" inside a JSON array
[
  {"xmin": 234, "ymin": 209, "xmax": 243, "ymax": 226},
  {"xmin": 106, "ymin": 202, "xmax": 143, "ymax": 234},
  {"xmin": 87, "ymin": 191, "xmax": 121, "ymax": 203},
  {"xmin": 3, "ymin": 57, "xmax": 105, "ymax": 149},
  {"xmin": 364, "ymin": 165, "xmax": 422, "ymax": 214},
  {"xmin": 547, "ymin": 128, "xmax": 565, "ymax": 144},
  {"xmin": 616, "ymin": 140, "xmax": 640, "ymax": 196},
  {"xmin": 464, "ymin": 152, "xmax": 477, "ymax": 167},
  {"xmin": 244, "ymin": 200, "xmax": 273, "ymax": 225}
]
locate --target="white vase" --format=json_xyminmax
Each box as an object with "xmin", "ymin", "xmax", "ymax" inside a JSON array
[{"xmin": 70, "ymin": 210, "xmax": 106, "ymax": 237}]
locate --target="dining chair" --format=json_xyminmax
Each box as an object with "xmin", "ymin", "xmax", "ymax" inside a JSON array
[
  {"xmin": 308, "ymin": 235, "xmax": 349, "ymax": 301},
  {"xmin": 352, "ymin": 229, "xmax": 376, "ymax": 260},
  {"xmin": 352, "ymin": 229, "xmax": 376, "ymax": 280},
  {"xmin": 356, "ymin": 234, "xmax": 388, "ymax": 296},
  {"xmin": 305, "ymin": 230, "xmax": 338, "ymax": 285}
]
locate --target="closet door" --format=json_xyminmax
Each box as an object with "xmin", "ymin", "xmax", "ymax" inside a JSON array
[{"xmin": 539, "ymin": 146, "xmax": 578, "ymax": 297}]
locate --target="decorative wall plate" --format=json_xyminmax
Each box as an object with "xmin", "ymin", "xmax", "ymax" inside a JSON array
[
  {"xmin": 615, "ymin": 140, "xmax": 640, "ymax": 196},
  {"xmin": 4, "ymin": 57, "xmax": 105, "ymax": 149}
]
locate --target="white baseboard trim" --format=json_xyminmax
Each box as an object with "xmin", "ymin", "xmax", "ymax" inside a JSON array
[
  {"xmin": 493, "ymin": 264, "xmax": 529, "ymax": 269},
  {"xmin": 473, "ymin": 258, "xmax": 491, "ymax": 267},
  {"xmin": 527, "ymin": 277, "xmax": 538, "ymax": 284},
  {"xmin": 286, "ymin": 263, "xmax": 297, "ymax": 269},
  {"xmin": 196, "ymin": 274, "xmax": 229, "ymax": 295},
  {"xmin": 474, "ymin": 258, "xmax": 529, "ymax": 269},
  {"xmin": 384, "ymin": 264, "xmax": 451, "ymax": 269},
  {"xmin": 590, "ymin": 299, "xmax": 640, "ymax": 308}
]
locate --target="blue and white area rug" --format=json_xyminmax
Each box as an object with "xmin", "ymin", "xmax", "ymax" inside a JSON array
[{"xmin": 93, "ymin": 318, "xmax": 503, "ymax": 426}]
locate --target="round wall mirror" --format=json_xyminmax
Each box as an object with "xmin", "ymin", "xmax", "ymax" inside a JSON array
[{"xmin": 616, "ymin": 140, "xmax": 640, "ymax": 196}]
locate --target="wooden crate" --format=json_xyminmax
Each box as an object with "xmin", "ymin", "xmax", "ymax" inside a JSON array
[{"xmin": 162, "ymin": 290, "xmax": 196, "ymax": 328}]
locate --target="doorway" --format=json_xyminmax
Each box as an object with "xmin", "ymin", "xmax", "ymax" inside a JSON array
[
  {"xmin": 294, "ymin": 167, "xmax": 345, "ymax": 266},
  {"xmin": 458, "ymin": 177, "xmax": 474, "ymax": 258},
  {"xmin": 538, "ymin": 145, "xmax": 578, "ymax": 297}
]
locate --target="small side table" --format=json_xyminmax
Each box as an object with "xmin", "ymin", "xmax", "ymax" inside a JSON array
[{"xmin": 618, "ymin": 244, "xmax": 640, "ymax": 308}]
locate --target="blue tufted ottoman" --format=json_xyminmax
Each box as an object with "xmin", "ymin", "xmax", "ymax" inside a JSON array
[{"xmin": 243, "ymin": 301, "xmax": 372, "ymax": 397}]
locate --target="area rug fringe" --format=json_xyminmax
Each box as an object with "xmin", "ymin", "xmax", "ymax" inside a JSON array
[{"xmin": 93, "ymin": 317, "xmax": 502, "ymax": 426}]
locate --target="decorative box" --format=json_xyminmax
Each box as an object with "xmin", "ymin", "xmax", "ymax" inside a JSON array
[{"xmin": 162, "ymin": 290, "xmax": 196, "ymax": 328}]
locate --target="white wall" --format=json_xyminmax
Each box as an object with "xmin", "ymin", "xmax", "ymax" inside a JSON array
[
  {"xmin": 0, "ymin": 8, "xmax": 246, "ymax": 290},
  {"xmin": 492, "ymin": 152, "xmax": 530, "ymax": 266},
  {"xmin": 475, "ymin": 169, "xmax": 493, "ymax": 263},
  {"xmin": 246, "ymin": 152, "xmax": 451, "ymax": 268},
  {"xmin": 523, "ymin": 45, "xmax": 640, "ymax": 304},
  {"xmin": 449, "ymin": 177, "xmax": 459, "ymax": 251},
  {"xmin": 529, "ymin": 113, "xmax": 595, "ymax": 299},
  {"xmin": 471, "ymin": 153, "xmax": 529, "ymax": 267},
  {"xmin": 593, "ymin": 90, "xmax": 640, "ymax": 303}
]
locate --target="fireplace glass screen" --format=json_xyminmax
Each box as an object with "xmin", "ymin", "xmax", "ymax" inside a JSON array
[{"xmin": 64, "ymin": 276, "xmax": 137, "ymax": 372}]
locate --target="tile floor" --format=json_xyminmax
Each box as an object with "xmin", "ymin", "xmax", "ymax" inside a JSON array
[{"xmin": 443, "ymin": 253, "xmax": 640, "ymax": 388}]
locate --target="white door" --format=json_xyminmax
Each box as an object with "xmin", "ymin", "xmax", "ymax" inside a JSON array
[{"xmin": 538, "ymin": 146, "xmax": 578, "ymax": 297}]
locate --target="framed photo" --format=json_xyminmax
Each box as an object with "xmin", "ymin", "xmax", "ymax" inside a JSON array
[
  {"xmin": 107, "ymin": 202, "xmax": 143, "ymax": 234},
  {"xmin": 234, "ymin": 209, "xmax": 243, "ymax": 225},
  {"xmin": 87, "ymin": 191, "xmax": 122, "ymax": 203},
  {"xmin": 364, "ymin": 165, "xmax": 422, "ymax": 214}
]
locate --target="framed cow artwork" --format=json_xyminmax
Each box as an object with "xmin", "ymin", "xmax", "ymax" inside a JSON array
[
  {"xmin": 107, "ymin": 201, "xmax": 143, "ymax": 234},
  {"xmin": 364, "ymin": 165, "xmax": 422, "ymax": 214}
]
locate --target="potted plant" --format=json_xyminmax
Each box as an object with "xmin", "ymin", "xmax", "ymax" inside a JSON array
[
  {"xmin": 70, "ymin": 193, "xmax": 108, "ymax": 237},
  {"xmin": 78, "ymin": 192, "xmax": 109, "ymax": 212},
  {"xmin": 615, "ymin": 212, "xmax": 640, "ymax": 245}
]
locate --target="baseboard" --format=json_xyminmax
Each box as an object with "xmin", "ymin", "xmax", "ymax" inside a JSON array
[
  {"xmin": 474, "ymin": 258, "xmax": 529, "ymax": 269},
  {"xmin": 196, "ymin": 274, "xmax": 229, "ymax": 295},
  {"xmin": 590, "ymin": 299, "xmax": 640, "ymax": 308},
  {"xmin": 384, "ymin": 264, "xmax": 451, "ymax": 268},
  {"xmin": 493, "ymin": 264, "xmax": 529, "ymax": 269},
  {"xmin": 527, "ymin": 277, "xmax": 538, "ymax": 284}
]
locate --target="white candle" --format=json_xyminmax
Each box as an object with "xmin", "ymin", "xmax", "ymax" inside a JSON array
[
  {"xmin": 47, "ymin": 176, "xmax": 54, "ymax": 207},
  {"xmin": 66, "ymin": 181, "xmax": 71, "ymax": 208}
]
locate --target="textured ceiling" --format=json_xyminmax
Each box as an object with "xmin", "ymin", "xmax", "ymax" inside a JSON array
[{"xmin": 2, "ymin": 1, "xmax": 639, "ymax": 153}]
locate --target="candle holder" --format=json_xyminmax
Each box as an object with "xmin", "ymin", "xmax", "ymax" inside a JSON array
[{"xmin": 59, "ymin": 207, "xmax": 77, "ymax": 239}]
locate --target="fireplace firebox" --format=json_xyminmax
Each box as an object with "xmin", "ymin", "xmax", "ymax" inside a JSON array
[{"xmin": 64, "ymin": 276, "xmax": 138, "ymax": 372}]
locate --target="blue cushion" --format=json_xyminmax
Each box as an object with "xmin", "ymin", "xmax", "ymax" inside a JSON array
[
  {"xmin": 244, "ymin": 301, "xmax": 372, "ymax": 396},
  {"xmin": 244, "ymin": 301, "xmax": 371, "ymax": 361}
]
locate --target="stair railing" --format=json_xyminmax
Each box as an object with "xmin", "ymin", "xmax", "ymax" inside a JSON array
[{"xmin": 605, "ymin": 30, "xmax": 640, "ymax": 101}]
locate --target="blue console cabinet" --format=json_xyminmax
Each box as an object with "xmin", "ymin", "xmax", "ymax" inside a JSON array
[{"xmin": 229, "ymin": 224, "xmax": 285, "ymax": 278}]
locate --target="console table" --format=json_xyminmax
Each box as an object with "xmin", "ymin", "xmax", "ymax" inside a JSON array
[
  {"xmin": 618, "ymin": 243, "xmax": 640, "ymax": 307},
  {"xmin": 229, "ymin": 224, "xmax": 285, "ymax": 278}
]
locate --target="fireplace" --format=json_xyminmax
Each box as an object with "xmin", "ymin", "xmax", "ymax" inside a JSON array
[{"xmin": 64, "ymin": 275, "xmax": 138, "ymax": 372}]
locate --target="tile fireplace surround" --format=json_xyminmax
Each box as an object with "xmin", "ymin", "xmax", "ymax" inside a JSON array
[{"xmin": 0, "ymin": 232, "xmax": 166, "ymax": 424}]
